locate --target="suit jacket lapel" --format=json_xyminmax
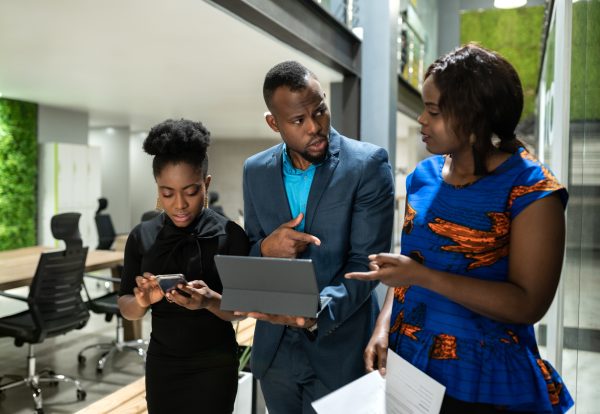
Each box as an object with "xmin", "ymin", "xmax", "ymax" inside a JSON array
[
  {"xmin": 265, "ymin": 144, "xmax": 293, "ymax": 225},
  {"xmin": 304, "ymin": 130, "xmax": 341, "ymax": 233}
]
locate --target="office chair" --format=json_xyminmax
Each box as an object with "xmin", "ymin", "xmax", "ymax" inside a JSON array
[
  {"xmin": 77, "ymin": 273, "xmax": 147, "ymax": 373},
  {"xmin": 95, "ymin": 197, "xmax": 117, "ymax": 250},
  {"xmin": 0, "ymin": 213, "xmax": 89, "ymax": 414},
  {"xmin": 140, "ymin": 209, "xmax": 161, "ymax": 222},
  {"xmin": 78, "ymin": 202, "xmax": 149, "ymax": 373},
  {"xmin": 208, "ymin": 191, "xmax": 227, "ymax": 217}
]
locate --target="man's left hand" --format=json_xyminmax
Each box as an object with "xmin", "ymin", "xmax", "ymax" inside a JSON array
[{"xmin": 235, "ymin": 311, "xmax": 316, "ymax": 329}]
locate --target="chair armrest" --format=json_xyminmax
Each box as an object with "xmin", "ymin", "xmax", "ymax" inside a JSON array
[
  {"xmin": 0, "ymin": 290, "xmax": 28, "ymax": 302},
  {"xmin": 84, "ymin": 273, "xmax": 121, "ymax": 284}
]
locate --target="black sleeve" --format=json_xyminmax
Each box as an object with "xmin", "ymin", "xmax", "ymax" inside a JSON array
[
  {"xmin": 224, "ymin": 221, "xmax": 250, "ymax": 256},
  {"xmin": 119, "ymin": 227, "xmax": 143, "ymax": 296}
]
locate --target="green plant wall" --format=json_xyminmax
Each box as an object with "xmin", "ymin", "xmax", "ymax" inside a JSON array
[
  {"xmin": 571, "ymin": 0, "xmax": 600, "ymax": 121},
  {"xmin": 460, "ymin": 6, "xmax": 545, "ymax": 119},
  {"xmin": 0, "ymin": 98, "xmax": 38, "ymax": 250}
]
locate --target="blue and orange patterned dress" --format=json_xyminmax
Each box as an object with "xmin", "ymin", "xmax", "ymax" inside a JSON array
[{"xmin": 390, "ymin": 148, "xmax": 573, "ymax": 413}]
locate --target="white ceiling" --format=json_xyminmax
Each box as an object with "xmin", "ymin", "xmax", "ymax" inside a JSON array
[{"xmin": 0, "ymin": 0, "xmax": 344, "ymax": 139}]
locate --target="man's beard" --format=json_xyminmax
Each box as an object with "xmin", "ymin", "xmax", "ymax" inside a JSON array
[
  {"xmin": 300, "ymin": 149, "xmax": 327, "ymax": 164},
  {"xmin": 300, "ymin": 136, "xmax": 329, "ymax": 164}
]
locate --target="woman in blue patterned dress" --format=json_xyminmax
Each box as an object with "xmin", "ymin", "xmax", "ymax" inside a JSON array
[{"xmin": 346, "ymin": 44, "xmax": 573, "ymax": 413}]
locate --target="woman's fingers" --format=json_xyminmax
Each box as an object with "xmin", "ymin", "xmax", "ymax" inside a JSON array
[
  {"xmin": 369, "ymin": 253, "xmax": 401, "ymax": 266},
  {"xmin": 368, "ymin": 262, "xmax": 380, "ymax": 271},
  {"xmin": 187, "ymin": 280, "xmax": 209, "ymax": 290},
  {"xmin": 345, "ymin": 270, "xmax": 380, "ymax": 281},
  {"xmin": 364, "ymin": 345, "xmax": 377, "ymax": 372},
  {"xmin": 376, "ymin": 345, "xmax": 388, "ymax": 376}
]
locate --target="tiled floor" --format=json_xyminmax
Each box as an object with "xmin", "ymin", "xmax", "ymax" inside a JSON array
[
  {"xmin": 558, "ymin": 248, "xmax": 600, "ymax": 414},
  {"xmin": 562, "ymin": 349, "xmax": 600, "ymax": 414}
]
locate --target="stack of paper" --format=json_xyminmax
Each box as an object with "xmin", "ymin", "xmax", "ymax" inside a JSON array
[{"xmin": 312, "ymin": 350, "xmax": 445, "ymax": 414}]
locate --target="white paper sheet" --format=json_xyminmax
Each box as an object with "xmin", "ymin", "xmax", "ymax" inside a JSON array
[
  {"xmin": 384, "ymin": 350, "xmax": 445, "ymax": 413},
  {"xmin": 311, "ymin": 370, "xmax": 386, "ymax": 414},
  {"xmin": 312, "ymin": 350, "xmax": 445, "ymax": 414}
]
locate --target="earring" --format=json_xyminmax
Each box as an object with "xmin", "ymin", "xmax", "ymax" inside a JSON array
[
  {"xmin": 204, "ymin": 196, "xmax": 209, "ymax": 209},
  {"xmin": 156, "ymin": 197, "xmax": 162, "ymax": 210}
]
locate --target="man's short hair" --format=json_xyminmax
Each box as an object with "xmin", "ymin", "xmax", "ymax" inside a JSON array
[{"xmin": 263, "ymin": 61, "xmax": 317, "ymax": 110}]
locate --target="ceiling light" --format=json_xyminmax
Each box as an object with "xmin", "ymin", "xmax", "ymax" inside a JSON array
[{"xmin": 494, "ymin": 0, "xmax": 527, "ymax": 8}]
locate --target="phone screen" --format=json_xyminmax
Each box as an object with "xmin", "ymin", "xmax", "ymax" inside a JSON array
[{"xmin": 155, "ymin": 274, "xmax": 187, "ymax": 293}]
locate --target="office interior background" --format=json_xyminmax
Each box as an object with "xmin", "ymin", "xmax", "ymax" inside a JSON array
[{"xmin": 0, "ymin": 0, "xmax": 597, "ymax": 413}]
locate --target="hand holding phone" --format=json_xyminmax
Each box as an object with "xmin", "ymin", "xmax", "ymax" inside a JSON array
[{"xmin": 155, "ymin": 274, "xmax": 188, "ymax": 294}]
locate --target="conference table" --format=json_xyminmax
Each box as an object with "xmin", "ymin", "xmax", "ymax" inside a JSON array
[
  {"xmin": 0, "ymin": 246, "xmax": 123, "ymax": 290},
  {"xmin": 0, "ymin": 245, "xmax": 142, "ymax": 339}
]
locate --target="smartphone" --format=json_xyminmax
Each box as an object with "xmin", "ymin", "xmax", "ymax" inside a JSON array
[{"xmin": 155, "ymin": 273, "xmax": 188, "ymax": 294}]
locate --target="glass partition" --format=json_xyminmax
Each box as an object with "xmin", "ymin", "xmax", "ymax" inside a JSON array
[
  {"xmin": 537, "ymin": 1, "xmax": 600, "ymax": 412},
  {"xmin": 313, "ymin": 0, "xmax": 359, "ymax": 29},
  {"xmin": 398, "ymin": 9, "xmax": 426, "ymax": 91}
]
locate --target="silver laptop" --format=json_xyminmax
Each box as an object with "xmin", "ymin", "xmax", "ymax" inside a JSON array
[{"xmin": 214, "ymin": 255, "xmax": 331, "ymax": 318}]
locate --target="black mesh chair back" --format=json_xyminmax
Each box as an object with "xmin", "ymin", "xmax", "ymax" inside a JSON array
[
  {"xmin": 25, "ymin": 249, "xmax": 89, "ymax": 345},
  {"xmin": 95, "ymin": 198, "xmax": 117, "ymax": 250},
  {"xmin": 20, "ymin": 212, "xmax": 90, "ymax": 345}
]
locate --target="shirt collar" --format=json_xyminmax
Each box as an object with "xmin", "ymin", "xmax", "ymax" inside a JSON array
[{"xmin": 282, "ymin": 144, "xmax": 326, "ymax": 175}]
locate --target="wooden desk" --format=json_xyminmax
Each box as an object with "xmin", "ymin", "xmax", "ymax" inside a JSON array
[
  {"xmin": 112, "ymin": 234, "xmax": 129, "ymax": 252},
  {"xmin": 234, "ymin": 318, "xmax": 256, "ymax": 347},
  {"xmin": 0, "ymin": 246, "xmax": 124, "ymax": 291},
  {"xmin": 75, "ymin": 376, "xmax": 147, "ymax": 414}
]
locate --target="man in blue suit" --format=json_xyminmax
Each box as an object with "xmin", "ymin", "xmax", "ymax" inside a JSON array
[{"xmin": 242, "ymin": 60, "xmax": 394, "ymax": 413}]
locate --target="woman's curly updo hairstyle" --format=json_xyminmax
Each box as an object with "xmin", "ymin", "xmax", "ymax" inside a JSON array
[{"xmin": 143, "ymin": 119, "xmax": 211, "ymax": 178}]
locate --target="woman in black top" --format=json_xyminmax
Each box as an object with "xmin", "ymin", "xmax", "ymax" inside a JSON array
[{"xmin": 118, "ymin": 119, "xmax": 249, "ymax": 414}]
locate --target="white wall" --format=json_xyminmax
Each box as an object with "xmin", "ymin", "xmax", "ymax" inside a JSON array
[
  {"xmin": 89, "ymin": 127, "xmax": 132, "ymax": 233},
  {"xmin": 208, "ymin": 138, "xmax": 279, "ymax": 222},
  {"xmin": 129, "ymin": 132, "xmax": 155, "ymax": 227},
  {"xmin": 38, "ymin": 105, "xmax": 88, "ymax": 144}
]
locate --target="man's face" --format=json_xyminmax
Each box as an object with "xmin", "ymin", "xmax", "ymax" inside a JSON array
[{"xmin": 266, "ymin": 76, "xmax": 331, "ymax": 170}]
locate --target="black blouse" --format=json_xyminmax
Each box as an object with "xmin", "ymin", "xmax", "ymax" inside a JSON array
[{"xmin": 119, "ymin": 208, "xmax": 250, "ymax": 358}]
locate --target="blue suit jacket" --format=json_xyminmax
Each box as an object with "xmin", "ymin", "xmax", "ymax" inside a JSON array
[{"xmin": 242, "ymin": 128, "xmax": 395, "ymax": 390}]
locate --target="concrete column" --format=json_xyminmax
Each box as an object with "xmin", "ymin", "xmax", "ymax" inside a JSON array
[
  {"xmin": 330, "ymin": 75, "xmax": 360, "ymax": 139},
  {"xmin": 359, "ymin": 0, "xmax": 399, "ymax": 166},
  {"xmin": 438, "ymin": 0, "xmax": 460, "ymax": 55},
  {"xmin": 359, "ymin": 1, "xmax": 400, "ymax": 306}
]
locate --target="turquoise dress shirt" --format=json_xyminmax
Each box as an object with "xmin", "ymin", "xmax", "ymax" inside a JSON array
[{"xmin": 282, "ymin": 145, "xmax": 319, "ymax": 232}]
